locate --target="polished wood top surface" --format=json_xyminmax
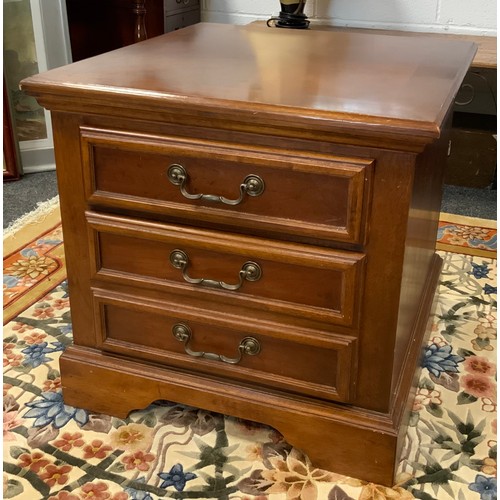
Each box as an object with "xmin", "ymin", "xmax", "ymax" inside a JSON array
[
  {"xmin": 22, "ymin": 23, "xmax": 476, "ymax": 140},
  {"xmin": 397, "ymin": 32, "xmax": 494, "ymax": 69},
  {"xmin": 304, "ymin": 23, "xmax": 494, "ymax": 69},
  {"xmin": 448, "ymin": 34, "xmax": 495, "ymax": 68}
]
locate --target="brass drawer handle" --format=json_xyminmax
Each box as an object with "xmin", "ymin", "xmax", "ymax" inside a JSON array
[
  {"xmin": 166, "ymin": 164, "xmax": 265, "ymax": 205},
  {"xmin": 172, "ymin": 323, "xmax": 261, "ymax": 364},
  {"xmin": 169, "ymin": 249, "xmax": 262, "ymax": 291}
]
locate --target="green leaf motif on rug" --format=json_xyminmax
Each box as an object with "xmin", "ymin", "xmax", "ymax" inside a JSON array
[
  {"xmin": 3, "ymin": 478, "xmax": 24, "ymax": 499},
  {"xmin": 457, "ymin": 391, "xmax": 477, "ymax": 405}
]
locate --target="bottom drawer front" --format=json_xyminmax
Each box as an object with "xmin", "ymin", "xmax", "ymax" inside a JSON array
[{"xmin": 94, "ymin": 290, "xmax": 356, "ymax": 402}]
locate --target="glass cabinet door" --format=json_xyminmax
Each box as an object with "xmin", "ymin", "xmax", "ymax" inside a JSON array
[{"xmin": 3, "ymin": 0, "xmax": 72, "ymax": 176}]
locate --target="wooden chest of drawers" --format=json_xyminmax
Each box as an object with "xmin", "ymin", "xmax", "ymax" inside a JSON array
[
  {"xmin": 21, "ymin": 23, "xmax": 475, "ymax": 485},
  {"xmin": 164, "ymin": 0, "xmax": 200, "ymax": 33}
]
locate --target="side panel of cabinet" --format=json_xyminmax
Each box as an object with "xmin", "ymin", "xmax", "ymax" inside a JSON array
[{"xmin": 51, "ymin": 112, "xmax": 96, "ymax": 347}]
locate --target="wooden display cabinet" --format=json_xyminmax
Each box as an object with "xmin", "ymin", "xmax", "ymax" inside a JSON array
[{"xmin": 66, "ymin": 0, "xmax": 201, "ymax": 61}]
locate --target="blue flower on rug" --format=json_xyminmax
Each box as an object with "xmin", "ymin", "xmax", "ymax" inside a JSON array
[
  {"xmin": 422, "ymin": 344, "xmax": 464, "ymax": 377},
  {"xmin": 21, "ymin": 341, "xmax": 65, "ymax": 367},
  {"xmin": 125, "ymin": 476, "xmax": 154, "ymax": 500},
  {"xmin": 3, "ymin": 275, "xmax": 20, "ymax": 288},
  {"xmin": 21, "ymin": 343, "xmax": 53, "ymax": 367},
  {"xmin": 58, "ymin": 324, "xmax": 73, "ymax": 336},
  {"xmin": 24, "ymin": 391, "xmax": 89, "ymax": 428},
  {"xmin": 469, "ymin": 474, "xmax": 497, "ymax": 500},
  {"xmin": 483, "ymin": 284, "xmax": 497, "ymax": 295},
  {"xmin": 124, "ymin": 478, "xmax": 154, "ymax": 500},
  {"xmin": 37, "ymin": 237, "xmax": 63, "ymax": 245},
  {"xmin": 59, "ymin": 280, "xmax": 70, "ymax": 298},
  {"xmin": 470, "ymin": 262, "xmax": 491, "ymax": 279},
  {"xmin": 48, "ymin": 341, "xmax": 65, "ymax": 352},
  {"xmin": 124, "ymin": 488, "xmax": 154, "ymax": 500},
  {"xmin": 158, "ymin": 463, "xmax": 197, "ymax": 491},
  {"xmin": 20, "ymin": 247, "xmax": 40, "ymax": 258}
]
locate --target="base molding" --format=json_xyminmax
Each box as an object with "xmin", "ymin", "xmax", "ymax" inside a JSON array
[
  {"xmin": 60, "ymin": 344, "xmax": 398, "ymax": 484},
  {"xmin": 60, "ymin": 254, "xmax": 442, "ymax": 487}
]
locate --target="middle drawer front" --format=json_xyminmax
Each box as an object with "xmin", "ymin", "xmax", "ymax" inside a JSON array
[
  {"xmin": 92, "ymin": 287, "xmax": 357, "ymax": 402},
  {"xmin": 87, "ymin": 212, "xmax": 366, "ymax": 327}
]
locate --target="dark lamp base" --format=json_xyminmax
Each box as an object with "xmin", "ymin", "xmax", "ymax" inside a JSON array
[{"xmin": 275, "ymin": 12, "xmax": 310, "ymax": 29}]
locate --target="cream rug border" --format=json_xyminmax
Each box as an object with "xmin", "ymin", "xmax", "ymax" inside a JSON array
[
  {"xmin": 3, "ymin": 196, "xmax": 61, "ymax": 254},
  {"xmin": 440, "ymin": 211, "xmax": 497, "ymax": 229},
  {"xmin": 3, "ymin": 196, "xmax": 65, "ymax": 325}
]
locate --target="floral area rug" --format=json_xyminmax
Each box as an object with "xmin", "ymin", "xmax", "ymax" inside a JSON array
[
  {"xmin": 437, "ymin": 212, "xmax": 497, "ymax": 258},
  {"xmin": 3, "ymin": 204, "xmax": 497, "ymax": 500}
]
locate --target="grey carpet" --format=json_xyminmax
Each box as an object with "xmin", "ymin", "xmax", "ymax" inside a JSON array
[
  {"xmin": 440, "ymin": 184, "xmax": 497, "ymax": 220},
  {"xmin": 2, "ymin": 170, "xmax": 497, "ymax": 229},
  {"xmin": 3, "ymin": 171, "xmax": 59, "ymax": 229}
]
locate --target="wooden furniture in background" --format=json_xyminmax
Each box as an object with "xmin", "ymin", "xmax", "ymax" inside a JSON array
[
  {"xmin": 437, "ymin": 32, "xmax": 496, "ymax": 188},
  {"xmin": 448, "ymin": 45, "xmax": 496, "ymax": 189},
  {"xmin": 66, "ymin": 0, "xmax": 164, "ymax": 61},
  {"xmin": 164, "ymin": 0, "xmax": 200, "ymax": 33},
  {"xmin": 3, "ymin": 79, "xmax": 21, "ymax": 181},
  {"xmin": 66, "ymin": 0, "xmax": 200, "ymax": 62},
  {"xmin": 21, "ymin": 23, "xmax": 475, "ymax": 485}
]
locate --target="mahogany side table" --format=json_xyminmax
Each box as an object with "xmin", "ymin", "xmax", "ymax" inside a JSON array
[{"xmin": 21, "ymin": 23, "xmax": 476, "ymax": 485}]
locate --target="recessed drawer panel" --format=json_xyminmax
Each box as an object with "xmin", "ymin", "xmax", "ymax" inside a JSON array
[
  {"xmin": 93, "ymin": 288, "xmax": 357, "ymax": 402},
  {"xmin": 87, "ymin": 212, "xmax": 365, "ymax": 327},
  {"xmin": 80, "ymin": 127, "xmax": 373, "ymax": 245}
]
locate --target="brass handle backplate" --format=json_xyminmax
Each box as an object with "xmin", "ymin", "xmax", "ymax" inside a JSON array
[
  {"xmin": 166, "ymin": 164, "xmax": 265, "ymax": 206},
  {"xmin": 172, "ymin": 323, "xmax": 261, "ymax": 365},
  {"xmin": 169, "ymin": 249, "xmax": 262, "ymax": 291}
]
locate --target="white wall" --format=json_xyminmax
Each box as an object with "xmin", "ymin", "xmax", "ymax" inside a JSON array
[{"xmin": 201, "ymin": 0, "xmax": 496, "ymax": 36}]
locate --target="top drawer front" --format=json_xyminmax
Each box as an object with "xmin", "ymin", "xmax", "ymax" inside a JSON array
[{"xmin": 81, "ymin": 127, "xmax": 373, "ymax": 245}]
